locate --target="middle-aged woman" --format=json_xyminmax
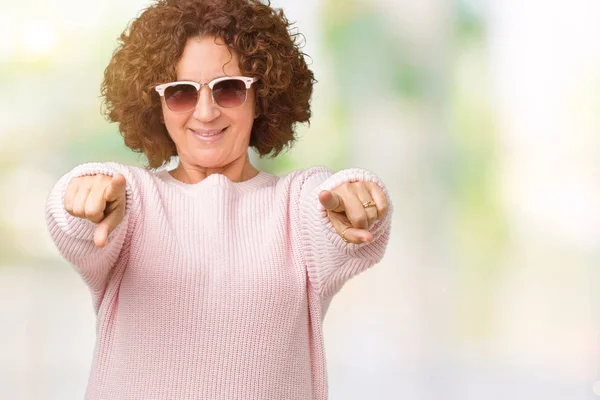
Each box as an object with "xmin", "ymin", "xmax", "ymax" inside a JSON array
[{"xmin": 45, "ymin": 0, "xmax": 392, "ymax": 398}]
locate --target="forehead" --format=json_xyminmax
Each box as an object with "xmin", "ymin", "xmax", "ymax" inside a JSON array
[{"xmin": 175, "ymin": 36, "xmax": 241, "ymax": 81}]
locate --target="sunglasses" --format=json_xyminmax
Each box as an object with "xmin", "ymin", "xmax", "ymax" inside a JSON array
[{"xmin": 155, "ymin": 76, "xmax": 258, "ymax": 112}]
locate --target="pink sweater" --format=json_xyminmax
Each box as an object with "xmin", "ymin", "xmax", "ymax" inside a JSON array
[{"xmin": 45, "ymin": 162, "xmax": 392, "ymax": 400}]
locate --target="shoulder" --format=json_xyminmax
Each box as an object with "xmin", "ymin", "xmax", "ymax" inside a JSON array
[
  {"xmin": 275, "ymin": 166, "xmax": 334, "ymax": 190},
  {"xmin": 274, "ymin": 166, "xmax": 385, "ymax": 192}
]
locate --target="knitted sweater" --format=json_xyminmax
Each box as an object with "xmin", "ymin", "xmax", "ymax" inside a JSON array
[{"xmin": 45, "ymin": 162, "xmax": 392, "ymax": 400}]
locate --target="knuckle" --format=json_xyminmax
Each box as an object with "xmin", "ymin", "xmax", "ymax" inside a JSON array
[
  {"xmin": 84, "ymin": 207, "xmax": 103, "ymax": 222},
  {"xmin": 379, "ymin": 204, "xmax": 389, "ymax": 216},
  {"xmin": 335, "ymin": 185, "xmax": 349, "ymax": 194},
  {"xmin": 71, "ymin": 203, "xmax": 85, "ymax": 217},
  {"xmin": 351, "ymin": 214, "xmax": 367, "ymax": 227},
  {"xmin": 86, "ymin": 213, "xmax": 103, "ymax": 223},
  {"xmin": 352, "ymin": 181, "xmax": 366, "ymax": 191}
]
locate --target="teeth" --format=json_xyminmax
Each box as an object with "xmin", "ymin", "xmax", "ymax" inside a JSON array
[{"xmin": 194, "ymin": 129, "xmax": 223, "ymax": 137}]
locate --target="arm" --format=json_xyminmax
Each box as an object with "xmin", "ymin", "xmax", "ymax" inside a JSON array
[
  {"xmin": 45, "ymin": 162, "xmax": 138, "ymax": 295},
  {"xmin": 298, "ymin": 167, "xmax": 393, "ymax": 299}
]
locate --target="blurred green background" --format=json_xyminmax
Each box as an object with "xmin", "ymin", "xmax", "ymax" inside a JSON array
[{"xmin": 1, "ymin": 0, "xmax": 599, "ymax": 399}]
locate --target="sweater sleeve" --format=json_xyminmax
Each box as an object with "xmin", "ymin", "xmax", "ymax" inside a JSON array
[
  {"xmin": 45, "ymin": 162, "xmax": 138, "ymax": 295},
  {"xmin": 298, "ymin": 167, "xmax": 393, "ymax": 299}
]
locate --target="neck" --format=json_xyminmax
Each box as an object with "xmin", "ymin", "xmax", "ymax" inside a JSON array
[{"xmin": 170, "ymin": 155, "xmax": 259, "ymax": 184}]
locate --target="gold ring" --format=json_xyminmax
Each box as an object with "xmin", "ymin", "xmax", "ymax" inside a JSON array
[
  {"xmin": 341, "ymin": 227, "xmax": 350, "ymax": 243},
  {"xmin": 362, "ymin": 200, "xmax": 376, "ymax": 208}
]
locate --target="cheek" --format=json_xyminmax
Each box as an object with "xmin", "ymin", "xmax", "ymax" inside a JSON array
[
  {"xmin": 160, "ymin": 100, "xmax": 188, "ymax": 128},
  {"xmin": 236, "ymin": 113, "xmax": 255, "ymax": 137},
  {"xmin": 240, "ymin": 99, "xmax": 257, "ymax": 130},
  {"xmin": 163, "ymin": 113, "xmax": 189, "ymax": 135}
]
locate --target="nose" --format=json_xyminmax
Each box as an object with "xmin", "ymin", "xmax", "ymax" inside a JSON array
[{"xmin": 192, "ymin": 85, "xmax": 220, "ymax": 122}]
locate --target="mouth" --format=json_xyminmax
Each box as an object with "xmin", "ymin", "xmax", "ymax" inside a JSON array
[{"xmin": 189, "ymin": 127, "xmax": 227, "ymax": 142}]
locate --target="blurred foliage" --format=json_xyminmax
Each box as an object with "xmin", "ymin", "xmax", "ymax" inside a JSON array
[
  {"xmin": 456, "ymin": 0, "xmax": 486, "ymax": 44},
  {"xmin": 448, "ymin": 0, "xmax": 508, "ymax": 340},
  {"xmin": 322, "ymin": 0, "xmax": 422, "ymax": 102},
  {"xmin": 65, "ymin": 127, "xmax": 145, "ymax": 167},
  {"xmin": 323, "ymin": 9, "xmax": 421, "ymax": 100}
]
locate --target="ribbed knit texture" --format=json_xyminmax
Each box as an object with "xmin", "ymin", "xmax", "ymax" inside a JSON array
[{"xmin": 45, "ymin": 162, "xmax": 392, "ymax": 400}]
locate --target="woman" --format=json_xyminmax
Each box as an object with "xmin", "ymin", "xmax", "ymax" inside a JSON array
[{"xmin": 46, "ymin": 0, "xmax": 392, "ymax": 398}]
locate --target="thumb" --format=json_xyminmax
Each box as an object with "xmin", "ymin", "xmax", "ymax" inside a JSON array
[
  {"xmin": 319, "ymin": 190, "xmax": 345, "ymax": 212},
  {"xmin": 104, "ymin": 174, "xmax": 126, "ymax": 202}
]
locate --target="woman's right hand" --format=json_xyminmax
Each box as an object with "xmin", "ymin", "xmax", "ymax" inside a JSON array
[{"xmin": 64, "ymin": 174, "xmax": 127, "ymax": 248}]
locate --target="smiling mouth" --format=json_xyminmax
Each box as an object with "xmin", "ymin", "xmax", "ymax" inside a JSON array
[{"xmin": 190, "ymin": 127, "xmax": 226, "ymax": 136}]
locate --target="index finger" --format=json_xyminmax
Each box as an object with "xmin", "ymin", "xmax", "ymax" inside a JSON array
[{"xmin": 104, "ymin": 174, "xmax": 126, "ymax": 202}]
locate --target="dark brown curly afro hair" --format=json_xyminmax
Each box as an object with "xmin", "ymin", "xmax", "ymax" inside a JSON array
[{"xmin": 101, "ymin": 0, "xmax": 315, "ymax": 169}]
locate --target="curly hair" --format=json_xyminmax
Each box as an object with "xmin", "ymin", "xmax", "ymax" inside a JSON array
[{"xmin": 101, "ymin": 0, "xmax": 315, "ymax": 169}]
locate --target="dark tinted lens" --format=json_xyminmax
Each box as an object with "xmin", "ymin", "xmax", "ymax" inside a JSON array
[
  {"xmin": 213, "ymin": 79, "xmax": 247, "ymax": 108},
  {"xmin": 164, "ymin": 84, "xmax": 198, "ymax": 111}
]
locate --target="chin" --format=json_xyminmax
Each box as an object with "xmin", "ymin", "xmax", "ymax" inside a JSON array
[
  {"xmin": 193, "ymin": 154, "xmax": 232, "ymax": 169},
  {"xmin": 190, "ymin": 159, "xmax": 222, "ymax": 169}
]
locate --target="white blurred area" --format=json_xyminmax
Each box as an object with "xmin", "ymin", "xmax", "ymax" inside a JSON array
[{"xmin": 1, "ymin": 0, "xmax": 599, "ymax": 399}]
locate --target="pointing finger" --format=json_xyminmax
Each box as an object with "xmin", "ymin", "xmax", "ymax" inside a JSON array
[
  {"xmin": 341, "ymin": 227, "xmax": 374, "ymax": 244},
  {"xmin": 93, "ymin": 201, "xmax": 125, "ymax": 248},
  {"xmin": 327, "ymin": 212, "xmax": 373, "ymax": 244},
  {"xmin": 93, "ymin": 223, "xmax": 109, "ymax": 248}
]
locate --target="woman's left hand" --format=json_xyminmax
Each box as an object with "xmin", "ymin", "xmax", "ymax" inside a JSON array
[{"xmin": 319, "ymin": 181, "xmax": 389, "ymax": 244}]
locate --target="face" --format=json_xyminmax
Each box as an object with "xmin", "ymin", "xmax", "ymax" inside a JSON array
[{"xmin": 161, "ymin": 36, "xmax": 256, "ymax": 171}]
